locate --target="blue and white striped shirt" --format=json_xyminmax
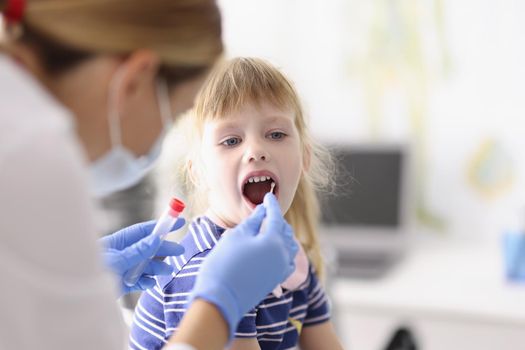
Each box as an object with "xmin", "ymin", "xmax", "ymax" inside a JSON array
[{"xmin": 129, "ymin": 216, "xmax": 330, "ymax": 350}]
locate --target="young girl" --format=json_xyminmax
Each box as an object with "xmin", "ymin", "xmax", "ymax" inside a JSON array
[{"xmin": 130, "ymin": 58, "xmax": 343, "ymax": 350}]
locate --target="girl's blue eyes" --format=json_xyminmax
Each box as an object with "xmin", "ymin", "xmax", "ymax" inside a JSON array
[
  {"xmin": 220, "ymin": 132, "xmax": 287, "ymax": 147},
  {"xmin": 222, "ymin": 137, "xmax": 241, "ymax": 146},
  {"xmin": 268, "ymin": 131, "xmax": 285, "ymax": 140}
]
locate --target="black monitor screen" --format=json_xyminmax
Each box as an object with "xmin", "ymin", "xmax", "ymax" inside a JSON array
[{"xmin": 320, "ymin": 147, "xmax": 404, "ymax": 228}]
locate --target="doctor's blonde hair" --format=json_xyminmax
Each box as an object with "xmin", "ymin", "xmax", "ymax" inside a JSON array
[
  {"xmin": 162, "ymin": 57, "xmax": 334, "ymax": 278},
  {"xmin": 0, "ymin": 0, "xmax": 222, "ymax": 84}
]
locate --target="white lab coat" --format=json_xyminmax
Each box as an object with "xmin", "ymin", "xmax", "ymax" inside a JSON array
[
  {"xmin": 0, "ymin": 55, "xmax": 128, "ymax": 349},
  {"xmin": 0, "ymin": 55, "xmax": 198, "ymax": 350}
]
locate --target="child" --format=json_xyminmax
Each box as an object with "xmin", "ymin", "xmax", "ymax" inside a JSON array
[{"xmin": 130, "ymin": 58, "xmax": 343, "ymax": 350}]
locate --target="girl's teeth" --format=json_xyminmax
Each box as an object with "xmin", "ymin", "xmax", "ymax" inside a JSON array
[{"xmin": 246, "ymin": 175, "xmax": 272, "ymax": 184}]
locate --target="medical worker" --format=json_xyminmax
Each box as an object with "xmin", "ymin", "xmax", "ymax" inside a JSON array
[{"xmin": 0, "ymin": 1, "xmax": 298, "ymax": 349}]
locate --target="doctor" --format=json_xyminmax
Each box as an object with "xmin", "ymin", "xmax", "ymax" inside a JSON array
[{"xmin": 0, "ymin": 1, "xmax": 297, "ymax": 350}]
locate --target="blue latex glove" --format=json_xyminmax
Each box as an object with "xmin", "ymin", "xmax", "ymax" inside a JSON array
[
  {"xmin": 189, "ymin": 193, "xmax": 299, "ymax": 340},
  {"xmin": 100, "ymin": 219, "xmax": 186, "ymax": 295}
]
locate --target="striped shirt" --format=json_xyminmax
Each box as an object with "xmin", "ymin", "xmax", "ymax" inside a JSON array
[{"xmin": 129, "ymin": 216, "xmax": 331, "ymax": 350}]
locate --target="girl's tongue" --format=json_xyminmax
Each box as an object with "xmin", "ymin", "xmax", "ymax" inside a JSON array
[{"xmin": 243, "ymin": 179, "xmax": 273, "ymax": 205}]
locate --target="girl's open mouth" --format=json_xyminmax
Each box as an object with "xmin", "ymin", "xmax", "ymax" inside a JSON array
[{"xmin": 242, "ymin": 174, "xmax": 278, "ymax": 207}]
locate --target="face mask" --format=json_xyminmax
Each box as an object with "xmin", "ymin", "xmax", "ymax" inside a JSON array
[{"xmin": 90, "ymin": 71, "xmax": 173, "ymax": 197}]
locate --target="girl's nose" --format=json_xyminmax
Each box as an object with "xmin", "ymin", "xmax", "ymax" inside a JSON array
[{"xmin": 244, "ymin": 142, "xmax": 270, "ymax": 163}]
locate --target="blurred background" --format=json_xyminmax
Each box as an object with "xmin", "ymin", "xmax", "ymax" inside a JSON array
[{"xmin": 101, "ymin": 0, "xmax": 525, "ymax": 349}]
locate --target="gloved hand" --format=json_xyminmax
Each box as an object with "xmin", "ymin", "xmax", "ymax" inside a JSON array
[
  {"xmin": 99, "ymin": 219, "xmax": 186, "ymax": 295},
  {"xmin": 189, "ymin": 193, "xmax": 298, "ymax": 340}
]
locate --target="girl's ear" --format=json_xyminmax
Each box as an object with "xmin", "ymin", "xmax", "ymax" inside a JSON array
[
  {"xmin": 187, "ymin": 157, "xmax": 207, "ymax": 190},
  {"xmin": 187, "ymin": 159, "xmax": 199, "ymax": 187},
  {"xmin": 303, "ymin": 144, "xmax": 312, "ymax": 173}
]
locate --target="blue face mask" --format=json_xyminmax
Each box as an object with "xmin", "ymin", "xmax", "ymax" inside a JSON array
[{"xmin": 90, "ymin": 74, "xmax": 173, "ymax": 197}]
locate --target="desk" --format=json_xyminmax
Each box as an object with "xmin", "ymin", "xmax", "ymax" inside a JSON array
[{"xmin": 331, "ymin": 236, "xmax": 525, "ymax": 349}]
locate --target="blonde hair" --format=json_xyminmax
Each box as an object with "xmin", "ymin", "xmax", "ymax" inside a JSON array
[
  {"xmin": 165, "ymin": 57, "xmax": 334, "ymax": 277},
  {"xmin": 1, "ymin": 0, "xmax": 222, "ymax": 79}
]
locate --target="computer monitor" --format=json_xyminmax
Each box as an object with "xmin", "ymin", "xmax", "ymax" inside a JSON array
[{"xmin": 319, "ymin": 143, "xmax": 412, "ymax": 278}]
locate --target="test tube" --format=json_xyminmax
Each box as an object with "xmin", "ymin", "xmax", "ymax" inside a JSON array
[{"xmin": 123, "ymin": 197, "xmax": 185, "ymax": 287}]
